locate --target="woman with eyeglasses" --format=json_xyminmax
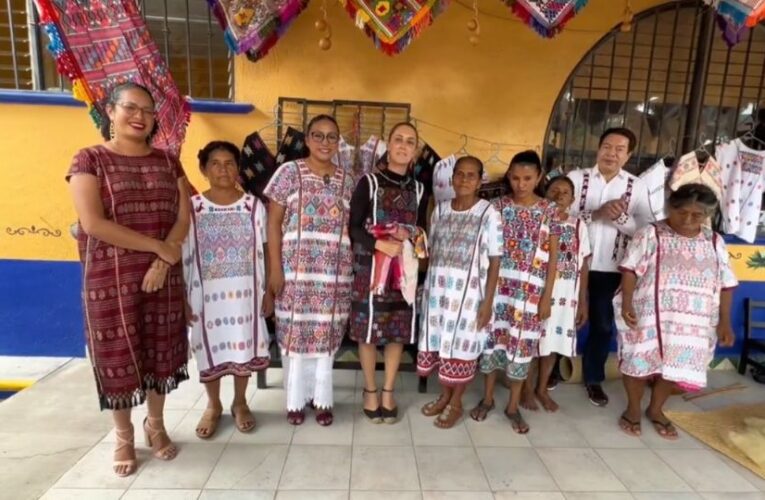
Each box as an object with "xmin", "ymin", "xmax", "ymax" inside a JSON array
[
  {"xmin": 349, "ymin": 122, "xmax": 428, "ymax": 424},
  {"xmin": 67, "ymin": 82, "xmax": 191, "ymax": 476},
  {"xmin": 264, "ymin": 114, "xmax": 355, "ymax": 426}
]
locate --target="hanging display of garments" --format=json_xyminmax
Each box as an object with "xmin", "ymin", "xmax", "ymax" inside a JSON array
[
  {"xmin": 413, "ymin": 143, "xmax": 441, "ymax": 195},
  {"xmin": 33, "ymin": 0, "xmax": 190, "ymax": 154},
  {"xmin": 718, "ymin": 138, "xmax": 765, "ymax": 243},
  {"xmin": 239, "ymin": 131, "xmax": 278, "ymax": 200},
  {"xmin": 433, "ymin": 155, "xmax": 458, "ymax": 203},
  {"xmin": 640, "ymin": 160, "xmax": 672, "ymax": 222},
  {"xmin": 668, "ymin": 151, "xmax": 723, "ymax": 203}
]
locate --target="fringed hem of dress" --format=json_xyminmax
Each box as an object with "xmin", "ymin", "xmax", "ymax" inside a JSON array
[
  {"xmin": 96, "ymin": 365, "xmax": 189, "ymax": 411},
  {"xmin": 478, "ymin": 351, "xmax": 530, "ymax": 380},
  {"xmin": 199, "ymin": 357, "xmax": 270, "ymax": 382}
]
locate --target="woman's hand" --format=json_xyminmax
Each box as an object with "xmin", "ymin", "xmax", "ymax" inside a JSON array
[
  {"xmin": 269, "ymin": 267, "xmax": 285, "ymax": 297},
  {"xmin": 621, "ymin": 301, "xmax": 638, "ymax": 329},
  {"xmin": 155, "ymin": 240, "xmax": 182, "ymax": 265},
  {"xmin": 262, "ymin": 290, "xmax": 275, "ymax": 318},
  {"xmin": 141, "ymin": 259, "xmax": 168, "ymax": 293},
  {"xmin": 716, "ymin": 322, "xmax": 735, "ymax": 347},
  {"xmin": 539, "ymin": 293, "xmax": 552, "ymax": 321},
  {"xmin": 392, "ymin": 225, "xmax": 411, "ymax": 241},
  {"xmin": 375, "ymin": 239, "xmax": 403, "ymax": 257},
  {"xmin": 476, "ymin": 301, "xmax": 493, "ymax": 331},
  {"xmin": 575, "ymin": 299, "xmax": 588, "ymax": 329}
]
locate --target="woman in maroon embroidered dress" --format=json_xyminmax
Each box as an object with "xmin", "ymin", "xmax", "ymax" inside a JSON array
[{"xmin": 67, "ymin": 83, "xmax": 191, "ymax": 477}]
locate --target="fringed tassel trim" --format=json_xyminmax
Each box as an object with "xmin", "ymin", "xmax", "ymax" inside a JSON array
[
  {"xmin": 507, "ymin": 0, "xmax": 588, "ymax": 38},
  {"xmin": 343, "ymin": 0, "xmax": 450, "ymax": 56},
  {"xmin": 97, "ymin": 364, "xmax": 190, "ymax": 411}
]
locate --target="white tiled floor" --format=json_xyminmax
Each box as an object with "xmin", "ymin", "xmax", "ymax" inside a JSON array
[{"xmin": 4, "ymin": 359, "xmax": 765, "ymax": 500}]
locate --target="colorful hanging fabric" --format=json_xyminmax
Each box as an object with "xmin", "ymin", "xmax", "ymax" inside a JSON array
[
  {"xmin": 206, "ymin": 0, "xmax": 309, "ymax": 62},
  {"xmin": 502, "ymin": 0, "xmax": 589, "ymax": 38},
  {"xmin": 412, "ymin": 143, "xmax": 440, "ymax": 195},
  {"xmin": 339, "ymin": 0, "xmax": 449, "ymax": 55},
  {"xmin": 706, "ymin": 0, "xmax": 765, "ymax": 27},
  {"xmin": 33, "ymin": 0, "xmax": 190, "ymax": 155}
]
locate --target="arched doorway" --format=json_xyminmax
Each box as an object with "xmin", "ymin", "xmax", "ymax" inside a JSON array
[{"xmin": 544, "ymin": 0, "xmax": 765, "ymax": 175}]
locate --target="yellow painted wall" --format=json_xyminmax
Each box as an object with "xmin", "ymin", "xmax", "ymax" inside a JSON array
[
  {"xmin": 0, "ymin": 0, "xmax": 682, "ymax": 264},
  {"xmin": 0, "ymin": 104, "xmax": 254, "ymax": 261}
]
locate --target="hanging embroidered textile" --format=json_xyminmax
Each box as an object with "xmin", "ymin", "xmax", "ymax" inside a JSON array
[
  {"xmin": 705, "ymin": 0, "xmax": 765, "ymax": 46},
  {"xmin": 239, "ymin": 131, "xmax": 278, "ymax": 200},
  {"xmin": 33, "ymin": 0, "xmax": 190, "ymax": 155},
  {"xmin": 206, "ymin": 0, "xmax": 309, "ymax": 62},
  {"xmin": 339, "ymin": 0, "xmax": 449, "ymax": 55},
  {"xmin": 502, "ymin": 0, "xmax": 589, "ymax": 38}
]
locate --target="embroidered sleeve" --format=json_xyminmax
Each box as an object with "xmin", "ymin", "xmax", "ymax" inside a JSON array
[
  {"xmin": 263, "ymin": 161, "xmax": 296, "ymax": 207},
  {"xmin": 580, "ymin": 210, "xmax": 593, "ymax": 225},
  {"xmin": 714, "ymin": 236, "xmax": 739, "ymax": 290},
  {"xmin": 485, "ymin": 205, "xmax": 503, "ymax": 257},
  {"xmin": 577, "ymin": 219, "xmax": 592, "ymax": 269},
  {"xmin": 547, "ymin": 204, "xmax": 563, "ymax": 236},
  {"xmin": 348, "ymin": 175, "xmax": 375, "ymax": 251},
  {"xmin": 619, "ymin": 225, "xmax": 656, "ymax": 277},
  {"xmin": 67, "ymin": 148, "xmax": 98, "ymax": 181}
]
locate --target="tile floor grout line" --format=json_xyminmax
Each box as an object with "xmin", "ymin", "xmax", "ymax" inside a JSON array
[
  {"xmin": 463, "ymin": 399, "xmax": 497, "ymax": 495},
  {"xmin": 593, "ymin": 444, "xmax": 691, "ymax": 495},
  {"xmin": 408, "ymin": 387, "xmax": 425, "ymax": 495}
]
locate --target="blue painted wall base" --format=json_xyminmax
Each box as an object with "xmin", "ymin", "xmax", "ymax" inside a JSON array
[{"xmin": 0, "ymin": 260, "xmax": 84, "ymax": 357}]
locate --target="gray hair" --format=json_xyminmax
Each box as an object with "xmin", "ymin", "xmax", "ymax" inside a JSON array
[{"xmin": 667, "ymin": 183, "xmax": 718, "ymax": 216}]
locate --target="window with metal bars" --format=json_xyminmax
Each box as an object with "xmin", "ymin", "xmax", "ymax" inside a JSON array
[
  {"xmin": 0, "ymin": 0, "xmax": 234, "ymax": 99},
  {"xmin": 272, "ymin": 97, "xmax": 412, "ymax": 151},
  {"xmin": 544, "ymin": 0, "xmax": 765, "ymax": 176}
]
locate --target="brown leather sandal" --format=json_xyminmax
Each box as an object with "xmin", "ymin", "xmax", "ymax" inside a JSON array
[
  {"xmin": 434, "ymin": 404, "xmax": 463, "ymax": 429},
  {"xmin": 231, "ymin": 404, "xmax": 256, "ymax": 433},
  {"xmin": 195, "ymin": 408, "xmax": 222, "ymax": 439},
  {"xmin": 421, "ymin": 394, "xmax": 450, "ymax": 417}
]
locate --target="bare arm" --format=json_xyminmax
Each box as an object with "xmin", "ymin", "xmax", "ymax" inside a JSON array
[
  {"xmin": 476, "ymin": 256, "xmax": 500, "ymax": 331},
  {"xmin": 717, "ymin": 289, "xmax": 735, "ymax": 347},
  {"xmin": 543, "ymin": 234, "xmax": 559, "ymax": 298},
  {"xmin": 164, "ymin": 178, "xmax": 191, "ymax": 245},
  {"xmin": 620, "ymin": 271, "xmax": 638, "ymax": 329},
  {"xmin": 267, "ymin": 201, "xmax": 286, "ymax": 295}
]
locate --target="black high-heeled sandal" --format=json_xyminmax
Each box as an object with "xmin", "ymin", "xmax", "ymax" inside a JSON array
[
  {"xmin": 362, "ymin": 388, "xmax": 382, "ymax": 423},
  {"xmin": 381, "ymin": 388, "xmax": 398, "ymax": 424}
]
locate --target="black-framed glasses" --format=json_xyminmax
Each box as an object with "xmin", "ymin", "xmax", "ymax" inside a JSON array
[{"xmin": 309, "ymin": 131, "xmax": 340, "ymax": 144}]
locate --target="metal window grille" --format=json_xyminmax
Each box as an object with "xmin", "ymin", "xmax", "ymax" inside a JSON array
[
  {"xmin": 0, "ymin": 0, "xmax": 234, "ymax": 99},
  {"xmin": 544, "ymin": 0, "xmax": 765, "ymax": 175},
  {"xmin": 272, "ymin": 97, "xmax": 411, "ymax": 150}
]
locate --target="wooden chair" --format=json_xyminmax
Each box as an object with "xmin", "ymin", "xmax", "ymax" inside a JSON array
[{"xmin": 738, "ymin": 299, "xmax": 765, "ymax": 375}]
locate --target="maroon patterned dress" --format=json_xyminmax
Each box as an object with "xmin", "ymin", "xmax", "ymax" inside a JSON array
[{"xmin": 67, "ymin": 145, "xmax": 188, "ymax": 410}]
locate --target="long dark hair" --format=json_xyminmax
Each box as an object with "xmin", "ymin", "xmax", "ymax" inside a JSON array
[
  {"xmin": 99, "ymin": 82, "xmax": 159, "ymax": 143},
  {"xmin": 503, "ymin": 150, "xmax": 544, "ymax": 196}
]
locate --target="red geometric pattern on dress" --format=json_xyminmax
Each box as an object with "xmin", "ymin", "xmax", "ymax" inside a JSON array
[
  {"xmin": 416, "ymin": 351, "xmax": 440, "ymax": 377},
  {"xmin": 438, "ymin": 358, "xmax": 478, "ymax": 387}
]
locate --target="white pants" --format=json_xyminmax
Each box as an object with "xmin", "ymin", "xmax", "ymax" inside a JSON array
[{"xmin": 283, "ymin": 355, "xmax": 334, "ymax": 411}]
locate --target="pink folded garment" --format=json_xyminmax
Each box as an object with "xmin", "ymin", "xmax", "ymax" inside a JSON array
[{"xmin": 369, "ymin": 223, "xmax": 403, "ymax": 296}]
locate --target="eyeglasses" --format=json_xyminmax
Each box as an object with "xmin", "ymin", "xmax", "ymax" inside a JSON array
[
  {"xmin": 309, "ymin": 131, "xmax": 340, "ymax": 144},
  {"xmin": 116, "ymin": 102, "xmax": 156, "ymax": 117}
]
